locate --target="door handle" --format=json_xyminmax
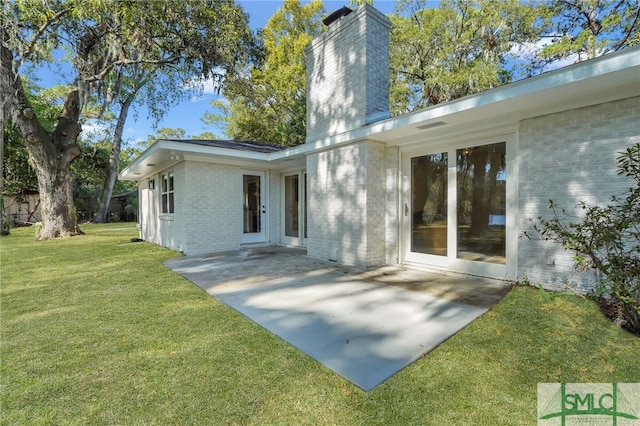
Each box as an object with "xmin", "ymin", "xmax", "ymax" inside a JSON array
[
  {"xmin": 262, "ymin": 205, "xmax": 266, "ymax": 214},
  {"xmin": 404, "ymin": 203, "xmax": 409, "ymax": 217}
]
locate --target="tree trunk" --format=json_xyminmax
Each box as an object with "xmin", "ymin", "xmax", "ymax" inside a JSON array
[
  {"xmin": 24, "ymin": 94, "xmax": 83, "ymax": 239},
  {"xmin": 1, "ymin": 42, "xmax": 9, "ymax": 236},
  {"xmin": 2, "ymin": 40, "xmax": 82, "ymax": 239},
  {"xmin": 0, "ymin": 110, "xmax": 6, "ymax": 236},
  {"xmin": 32, "ymin": 150, "xmax": 81, "ymax": 239},
  {"xmin": 93, "ymin": 95, "xmax": 133, "ymax": 223}
]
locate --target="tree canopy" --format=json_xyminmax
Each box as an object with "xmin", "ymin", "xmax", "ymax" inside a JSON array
[
  {"xmin": 389, "ymin": 0, "xmax": 543, "ymax": 114},
  {"xmin": 203, "ymin": 0, "xmax": 325, "ymax": 147},
  {"xmin": 1, "ymin": 0, "xmax": 254, "ymax": 238},
  {"xmin": 537, "ymin": 0, "xmax": 640, "ymax": 65}
]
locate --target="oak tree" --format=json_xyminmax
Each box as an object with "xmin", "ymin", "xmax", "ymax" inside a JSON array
[{"xmin": 1, "ymin": 0, "xmax": 253, "ymax": 238}]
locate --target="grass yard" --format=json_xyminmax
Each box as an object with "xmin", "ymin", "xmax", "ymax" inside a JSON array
[{"xmin": 1, "ymin": 224, "xmax": 638, "ymax": 425}]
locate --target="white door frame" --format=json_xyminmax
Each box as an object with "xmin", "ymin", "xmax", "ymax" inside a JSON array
[
  {"xmin": 400, "ymin": 132, "xmax": 517, "ymax": 280},
  {"xmin": 241, "ymin": 170, "xmax": 267, "ymax": 244},
  {"xmin": 281, "ymin": 170, "xmax": 306, "ymax": 247}
]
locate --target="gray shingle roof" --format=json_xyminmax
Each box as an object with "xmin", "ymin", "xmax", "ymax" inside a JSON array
[{"xmin": 162, "ymin": 139, "xmax": 286, "ymax": 154}]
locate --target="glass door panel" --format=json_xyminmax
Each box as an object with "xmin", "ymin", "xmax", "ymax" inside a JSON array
[
  {"xmin": 284, "ymin": 174, "xmax": 299, "ymax": 237},
  {"xmin": 242, "ymin": 173, "xmax": 266, "ymax": 243},
  {"xmin": 411, "ymin": 153, "xmax": 448, "ymax": 256},
  {"xmin": 304, "ymin": 173, "xmax": 308, "ymax": 240},
  {"xmin": 456, "ymin": 142, "xmax": 506, "ymax": 264}
]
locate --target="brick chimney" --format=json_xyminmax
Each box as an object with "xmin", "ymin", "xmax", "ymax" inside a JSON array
[{"xmin": 305, "ymin": 4, "xmax": 391, "ymax": 143}]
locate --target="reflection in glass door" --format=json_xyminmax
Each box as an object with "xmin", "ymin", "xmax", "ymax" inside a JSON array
[
  {"xmin": 282, "ymin": 171, "xmax": 306, "ymax": 246},
  {"xmin": 411, "ymin": 153, "xmax": 448, "ymax": 256},
  {"xmin": 404, "ymin": 139, "xmax": 511, "ymax": 279},
  {"xmin": 284, "ymin": 174, "xmax": 299, "ymax": 238},
  {"xmin": 456, "ymin": 142, "xmax": 506, "ymax": 264},
  {"xmin": 242, "ymin": 172, "xmax": 266, "ymax": 243}
]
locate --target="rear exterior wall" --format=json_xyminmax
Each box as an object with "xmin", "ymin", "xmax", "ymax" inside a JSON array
[
  {"xmin": 138, "ymin": 162, "xmax": 187, "ymax": 253},
  {"xmin": 517, "ymin": 95, "xmax": 640, "ymax": 292},
  {"xmin": 139, "ymin": 161, "xmax": 279, "ymax": 256},
  {"xmin": 182, "ymin": 161, "xmax": 241, "ymax": 255}
]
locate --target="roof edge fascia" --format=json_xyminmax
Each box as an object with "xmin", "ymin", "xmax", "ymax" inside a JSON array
[
  {"xmin": 120, "ymin": 139, "xmax": 273, "ymax": 180},
  {"xmin": 119, "ymin": 139, "xmax": 163, "ymax": 180},
  {"xmin": 154, "ymin": 140, "xmax": 272, "ymax": 161}
]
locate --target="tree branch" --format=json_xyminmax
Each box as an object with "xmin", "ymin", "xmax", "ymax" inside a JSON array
[
  {"xmin": 611, "ymin": 4, "xmax": 640, "ymax": 51},
  {"xmin": 17, "ymin": 7, "xmax": 72, "ymax": 69},
  {"xmin": 0, "ymin": 38, "xmax": 49, "ymax": 147}
]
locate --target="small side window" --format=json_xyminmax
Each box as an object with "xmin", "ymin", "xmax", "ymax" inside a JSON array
[{"xmin": 161, "ymin": 173, "xmax": 174, "ymax": 214}]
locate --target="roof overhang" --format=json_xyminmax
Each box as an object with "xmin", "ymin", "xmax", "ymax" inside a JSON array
[
  {"xmin": 120, "ymin": 139, "xmax": 304, "ymax": 181},
  {"xmin": 121, "ymin": 46, "xmax": 640, "ymax": 181},
  {"xmin": 315, "ymin": 45, "xmax": 640, "ymax": 149}
]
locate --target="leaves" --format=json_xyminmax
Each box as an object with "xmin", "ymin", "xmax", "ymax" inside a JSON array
[
  {"xmin": 536, "ymin": 0, "xmax": 640, "ymax": 64},
  {"xmin": 207, "ymin": 0, "xmax": 325, "ymax": 146},
  {"xmin": 3, "ymin": 0, "xmax": 254, "ymax": 237},
  {"xmin": 531, "ymin": 144, "xmax": 640, "ymax": 335},
  {"xmin": 389, "ymin": 0, "xmax": 543, "ymax": 114}
]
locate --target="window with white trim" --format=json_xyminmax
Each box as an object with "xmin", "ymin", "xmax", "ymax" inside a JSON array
[{"xmin": 161, "ymin": 173, "xmax": 174, "ymax": 214}]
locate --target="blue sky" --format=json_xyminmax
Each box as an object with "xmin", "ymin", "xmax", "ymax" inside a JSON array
[
  {"xmin": 119, "ymin": 1, "xmax": 400, "ymax": 145},
  {"xmin": 31, "ymin": 1, "xmax": 572, "ymax": 146},
  {"xmin": 28, "ymin": 1, "xmax": 429, "ymax": 145}
]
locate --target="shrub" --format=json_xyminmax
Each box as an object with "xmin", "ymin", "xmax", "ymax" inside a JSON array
[{"xmin": 529, "ymin": 143, "xmax": 640, "ymax": 335}]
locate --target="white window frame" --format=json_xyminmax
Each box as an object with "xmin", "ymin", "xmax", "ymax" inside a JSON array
[{"xmin": 160, "ymin": 172, "xmax": 174, "ymax": 214}]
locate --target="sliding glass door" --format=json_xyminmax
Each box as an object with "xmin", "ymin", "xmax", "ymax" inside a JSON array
[
  {"xmin": 284, "ymin": 174, "xmax": 299, "ymax": 238},
  {"xmin": 456, "ymin": 142, "xmax": 506, "ymax": 264},
  {"xmin": 411, "ymin": 152, "xmax": 448, "ymax": 256},
  {"xmin": 403, "ymin": 136, "xmax": 514, "ymax": 279}
]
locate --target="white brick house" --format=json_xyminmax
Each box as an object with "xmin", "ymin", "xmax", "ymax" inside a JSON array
[{"xmin": 121, "ymin": 4, "xmax": 640, "ymax": 292}]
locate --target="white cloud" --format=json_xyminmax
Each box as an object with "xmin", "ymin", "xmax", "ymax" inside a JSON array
[
  {"xmin": 81, "ymin": 119, "xmax": 112, "ymax": 138},
  {"xmin": 508, "ymin": 38, "xmax": 580, "ymax": 76},
  {"xmin": 201, "ymin": 75, "xmax": 224, "ymax": 95},
  {"xmin": 183, "ymin": 67, "xmax": 226, "ymax": 99}
]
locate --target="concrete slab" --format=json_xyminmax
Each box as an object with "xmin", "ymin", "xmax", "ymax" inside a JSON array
[{"xmin": 164, "ymin": 247, "xmax": 509, "ymax": 391}]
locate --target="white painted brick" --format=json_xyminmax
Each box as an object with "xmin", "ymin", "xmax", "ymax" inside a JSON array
[
  {"xmin": 385, "ymin": 146, "xmax": 400, "ymax": 264},
  {"xmin": 139, "ymin": 163, "xmax": 187, "ymax": 253},
  {"xmin": 305, "ymin": 4, "xmax": 390, "ymax": 143},
  {"xmin": 306, "ymin": 140, "xmax": 387, "ymax": 266},
  {"xmin": 183, "ymin": 161, "xmax": 241, "ymax": 255},
  {"xmin": 518, "ymin": 96, "xmax": 640, "ymax": 292}
]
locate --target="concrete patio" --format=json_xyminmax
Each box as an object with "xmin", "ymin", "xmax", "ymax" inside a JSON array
[{"xmin": 164, "ymin": 247, "xmax": 511, "ymax": 391}]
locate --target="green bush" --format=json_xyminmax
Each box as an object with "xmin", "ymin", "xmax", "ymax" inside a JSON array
[
  {"xmin": 108, "ymin": 212, "xmax": 120, "ymax": 223},
  {"xmin": 530, "ymin": 143, "xmax": 640, "ymax": 335}
]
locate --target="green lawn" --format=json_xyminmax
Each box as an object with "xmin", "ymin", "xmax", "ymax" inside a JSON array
[{"xmin": 1, "ymin": 224, "xmax": 638, "ymax": 425}]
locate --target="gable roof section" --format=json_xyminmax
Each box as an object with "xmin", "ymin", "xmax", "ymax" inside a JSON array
[
  {"xmin": 120, "ymin": 139, "xmax": 290, "ymax": 180},
  {"xmin": 121, "ymin": 46, "xmax": 640, "ymax": 181}
]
